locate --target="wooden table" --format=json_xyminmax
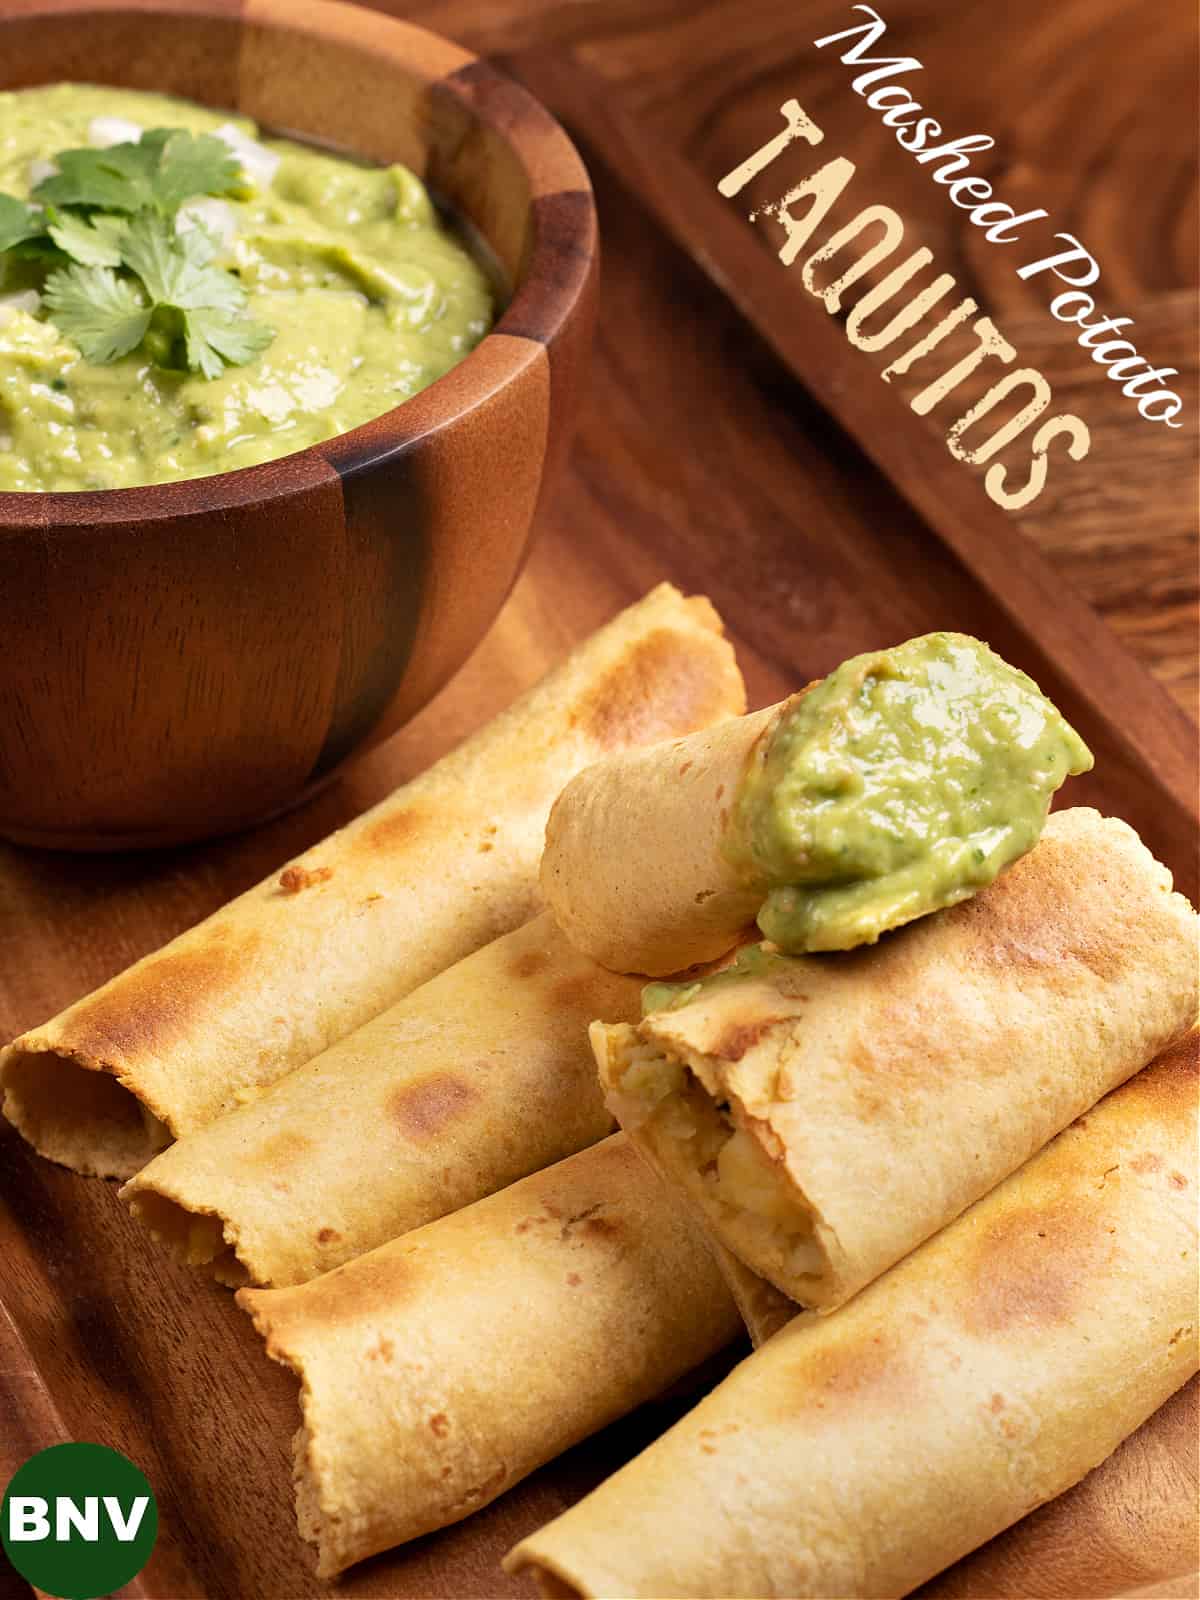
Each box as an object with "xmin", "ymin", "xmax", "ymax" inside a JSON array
[{"xmin": 395, "ymin": 0, "xmax": 1199, "ymax": 722}]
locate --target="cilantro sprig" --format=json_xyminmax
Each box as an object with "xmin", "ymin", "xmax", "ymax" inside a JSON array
[{"xmin": 0, "ymin": 127, "xmax": 274, "ymax": 378}]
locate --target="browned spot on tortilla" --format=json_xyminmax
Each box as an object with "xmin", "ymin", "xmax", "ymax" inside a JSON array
[
  {"xmin": 560, "ymin": 1202, "xmax": 620, "ymax": 1243},
  {"xmin": 278, "ymin": 863, "xmax": 332, "ymax": 894},
  {"xmin": 956, "ymin": 837, "xmax": 1128, "ymax": 983},
  {"xmin": 429, "ymin": 1413, "xmax": 450, "ymax": 1437},
  {"xmin": 64, "ymin": 933, "xmax": 262, "ymax": 1065},
  {"xmin": 715, "ymin": 784, "xmax": 725, "ymax": 801},
  {"xmin": 581, "ymin": 1215, "xmax": 618, "ymax": 1238},
  {"xmin": 1169, "ymin": 1171, "xmax": 1189, "ymax": 1190},
  {"xmin": 253, "ymin": 1251, "xmax": 416, "ymax": 1333},
  {"xmin": 714, "ymin": 1015, "xmax": 785, "ymax": 1062},
  {"xmin": 316, "ymin": 1227, "xmax": 340, "ymax": 1245},
  {"xmin": 989, "ymin": 1393, "xmax": 1005, "ymax": 1412},
  {"xmin": 678, "ymin": 760, "xmax": 693, "ymax": 776},
  {"xmin": 355, "ymin": 804, "xmax": 429, "ymax": 855},
  {"xmin": 961, "ymin": 1199, "xmax": 1113, "ymax": 1335},
  {"xmin": 698, "ymin": 1423, "xmax": 739, "ymax": 1455},
  {"xmin": 478, "ymin": 841, "xmax": 494, "ymax": 853},
  {"xmin": 510, "ymin": 946, "xmax": 551, "ymax": 981},
  {"xmin": 461, "ymin": 1464, "xmax": 508, "ymax": 1508},
  {"xmin": 572, "ymin": 629, "xmax": 736, "ymax": 750},
  {"xmin": 1130, "ymin": 1152, "xmax": 1163, "ymax": 1175},
  {"xmin": 368, "ymin": 1337, "xmax": 394, "ymax": 1362},
  {"xmin": 254, "ymin": 1130, "xmax": 312, "ymax": 1168},
  {"xmin": 567, "ymin": 1272, "xmax": 581, "ymax": 1286},
  {"xmin": 1124, "ymin": 1032, "xmax": 1199, "ymax": 1116},
  {"xmin": 390, "ymin": 1073, "xmax": 480, "ymax": 1140},
  {"xmin": 550, "ymin": 971, "xmax": 608, "ymax": 1014},
  {"xmin": 789, "ymin": 1327, "xmax": 912, "ymax": 1415}
]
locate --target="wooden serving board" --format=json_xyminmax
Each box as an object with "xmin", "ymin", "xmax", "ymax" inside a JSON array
[{"xmin": 1, "ymin": 44, "xmax": 1196, "ymax": 1600}]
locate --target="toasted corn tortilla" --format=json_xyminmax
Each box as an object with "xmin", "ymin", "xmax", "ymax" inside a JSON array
[
  {"xmin": 921, "ymin": 1376, "xmax": 1198, "ymax": 1598},
  {"xmin": 122, "ymin": 913, "xmax": 642, "ymax": 1287},
  {"xmin": 542, "ymin": 702, "xmax": 784, "ymax": 974},
  {"xmin": 239, "ymin": 1135, "xmax": 743, "ymax": 1578},
  {"xmin": 505, "ymin": 1034, "xmax": 1200, "ymax": 1600},
  {"xmin": 597, "ymin": 809, "xmax": 1198, "ymax": 1311},
  {"xmin": 1, "ymin": 584, "xmax": 745, "ymax": 1179}
]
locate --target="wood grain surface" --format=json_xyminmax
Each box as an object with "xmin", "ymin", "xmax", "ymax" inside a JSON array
[
  {"xmin": 395, "ymin": 0, "xmax": 1199, "ymax": 721},
  {"xmin": 1, "ymin": 3, "xmax": 1196, "ymax": 1597}
]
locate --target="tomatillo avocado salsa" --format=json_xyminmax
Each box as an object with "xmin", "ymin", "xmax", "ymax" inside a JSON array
[
  {"xmin": 721, "ymin": 632, "xmax": 1093, "ymax": 955},
  {"xmin": 0, "ymin": 84, "xmax": 494, "ymax": 491}
]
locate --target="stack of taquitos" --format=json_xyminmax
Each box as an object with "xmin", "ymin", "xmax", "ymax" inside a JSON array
[
  {"xmin": 240, "ymin": 1135, "xmax": 744, "ymax": 1578},
  {"xmin": 1, "ymin": 584, "xmax": 744, "ymax": 1178},
  {"xmin": 595, "ymin": 809, "xmax": 1198, "ymax": 1312},
  {"xmin": 505, "ymin": 1034, "xmax": 1200, "ymax": 1599},
  {"xmin": 122, "ymin": 913, "xmax": 644, "ymax": 1286}
]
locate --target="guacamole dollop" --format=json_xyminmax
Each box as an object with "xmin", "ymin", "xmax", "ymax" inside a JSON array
[
  {"xmin": 0, "ymin": 84, "xmax": 493, "ymax": 490},
  {"xmin": 724, "ymin": 632, "xmax": 1093, "ymax": 953}
]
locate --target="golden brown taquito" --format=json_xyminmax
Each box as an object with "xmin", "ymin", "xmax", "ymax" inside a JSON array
[
  {"xmin": 240, "ymin": 1135, "xmax": 743, "ymax": 1578},
  {"xmin": 542, "ymin": 701, "xmax": 784, "ymax": 975},
  {"xmin": 1, "ymin": 584, "xmax": 744, "ymax": 1178},
  {"xmin": 122, "ymin": 913, "xmax": 641, "ymax": 1286},
  {"xmin": 597, "ymin": 809, "xmax": 1198, "ymax": 1310},
  {"xmin": 505, "ymin": 1034, "xmax": 1199, "ymax": 1600}
]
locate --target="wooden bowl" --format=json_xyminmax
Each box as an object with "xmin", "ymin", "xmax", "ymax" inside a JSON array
[{"xmin": 0, "ymin": 0, "xmax": 597, "ymax": 850}]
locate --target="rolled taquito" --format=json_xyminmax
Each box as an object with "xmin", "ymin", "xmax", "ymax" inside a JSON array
[
  {"xmin": 122, "ymin": 913, "xmax": 641, "ymax": 1287},
  {"xmin": 239, "ymin": 1135, "xmax": 743, "ymax": 1578},
  {"xmin": 1, "ymin": 584, "xmax": 744, "ymax": 1179},
  {"xmin": 542, "ymin": 632, "xmax": 1092, "ymax": 975},
  {"xmin": 595, "ymin": 809, "xmax": 1198, "ymax": 1311},
  {"xmin": 921, "ymin": 1377, "xmax": 1199, "ymax": 1599},
  {"xmin": 505, "ymin": 1033, "xmax": 1200, "ymax": 1600}
]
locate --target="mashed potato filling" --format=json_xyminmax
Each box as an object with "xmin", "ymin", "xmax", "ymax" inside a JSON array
[
  {"xmin": 608, "ymin": 1032, "xmax": 823, "ymax": 1289},
  {"xmin": 124, "ymin": 1187, "xmax": 249, "ymax": 1286}
]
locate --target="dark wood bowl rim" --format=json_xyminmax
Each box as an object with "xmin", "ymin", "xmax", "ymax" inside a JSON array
[{"xmin": 0, "ymin": 0, "xmax": 596, "ymax": 528}]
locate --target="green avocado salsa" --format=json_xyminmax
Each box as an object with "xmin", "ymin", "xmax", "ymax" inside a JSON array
[
  {"xmin": 722, "ymin": 632, "xmax": 1093, "ymax": 954},
  {"xmin": 0, "ymin": 85, "xmax": 494, "ymax": 491},
  {"xmin": 640, "ymin": 943, "xmax": 791, "ymax": 1017}
]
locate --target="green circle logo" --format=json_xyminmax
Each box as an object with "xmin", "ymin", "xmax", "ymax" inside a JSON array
[{"xmin": 2, "ymin": 1442, "xmax": 157, "ymax": 1600}]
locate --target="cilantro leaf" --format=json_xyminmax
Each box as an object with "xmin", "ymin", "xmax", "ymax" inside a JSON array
[
  {"xmin": 43, "ymin": 264, "xmax": 151, "ymax": 362},
  {"xmin": 46, "ymin": 208, "xmax": 124, "ymax": 267},
  {"xmin": 119, "ymin": 212, "xmax": 243, "ymax": 312},
  {"xmin": 32, "ymin": 129, "xmax": 242, "ymax": 220},
  {"xmin": 0, "ymin": 193, "xmax": 46, "ymax": 253},
  {"xmin": 183, "ymin": 306, "xmax": 275, "ymax": 380},
  {"xmin": 15, "ymin": 126, "xmax": 272, "ymax": 376},
  {"xmin": 146, "ymin": 129, "xmax": 242, "ymax": 214},
  {"xmin": 33, "ymin": 142, "xmax": 157, "ymax": 214}
]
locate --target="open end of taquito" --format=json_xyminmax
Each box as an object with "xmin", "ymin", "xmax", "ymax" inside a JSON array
[
  {"xmin": 1, "ymin": 1046, "xmax": 172, "ymax": 1179},
  {"xmin": 598, "ymin": 808, "xmax": 1199, "ymax": 1312},
  {"xmin": 238, "ymin": 1136, "xmax": 742, "ymax": 1578},
  {"xmin": 123, "ymin": 1188, "xmax": 249, "ymax": 1286},
  {"xmin": 120, "ymin": 914, "xmax": 644, "ymax": 1287},
  {"xmin": 594, "ymin": 1020, "xmax": 831, "ymax": 1305},
  {"xmin": 1, "ymin": 583, "xmax": 746, "ymax": 1181}
]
